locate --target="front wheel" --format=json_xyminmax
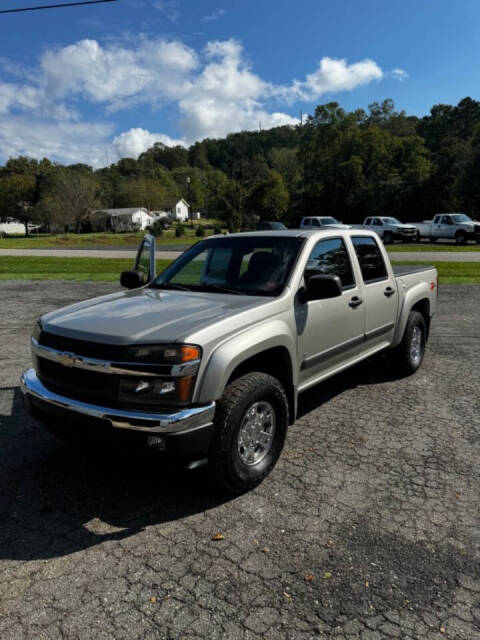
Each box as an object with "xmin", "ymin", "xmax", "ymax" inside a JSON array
[
  {"xmin": 383, "ymin": 231, "xmax": 393, "ymax": 245},
  {"xmin": 456, "ymin": 231, "xmax": 467, "ymax": 245},
  {"xmin": 391, "ymin": 311, "xmax": 427, "ymax": 375},
  {"xmin": 209, "ymin": 372, "xmax": 288, "ymax": 494}
]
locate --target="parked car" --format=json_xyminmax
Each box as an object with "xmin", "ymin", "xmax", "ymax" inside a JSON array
[
  {"xmin": 22, "ymin": 230, "xmax": 438, "ymax": 494},
  {"xmin": 412, "ymin": 213, "xmax": 480, "ymax": 244},
  {"xmin": 360, "ymin": 217, "xmax": 417, "ymax": 244},
  {"xmin": 299, "ymin": 216, "xmax": 350, "ymax": 230},
  {"xmin": 256, "ymin": 221, "xmax": 288, "ymax": 230}
]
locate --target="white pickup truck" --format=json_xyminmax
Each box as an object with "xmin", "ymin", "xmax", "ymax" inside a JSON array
[
  {"xmin": 358, "ymin": 217, "xmax": 417, "ymax": 244},
  {"xmin": 412, "ymin": 213, "xmax": 480, "ymax": 244}
]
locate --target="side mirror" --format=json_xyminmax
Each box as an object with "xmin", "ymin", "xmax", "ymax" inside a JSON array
[
  {"xmin": 306, "ymin": 274, "xmax": 342, "ymax": 301},
  {"xmin": 120, "ymin": 270, "xmax": 145, "ymax": 289}
]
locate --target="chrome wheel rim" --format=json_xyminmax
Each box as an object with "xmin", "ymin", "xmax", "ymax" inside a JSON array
[
  {"xmin": 410, "ymin": 326, "xmax": 423, "ymax": 364},
  {"xmin": 237, "ymin": 401, "xmax": 276, "ymax": 466}
]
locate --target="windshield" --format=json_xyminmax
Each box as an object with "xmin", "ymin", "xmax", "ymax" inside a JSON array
[
  {"xmin": 151, "ymin": 236, "xmax": 304, "ymax": 296},
  {"xmin": 451, "ymin": 214, "xmax": 472, "ymax": 222},
  {"xmin": 321, "ymin": 217, "xmax": 339, "ymax": 225},
  {"xmin": 382, "ymin": 217, "xmax": 401, "ymax": 225}
]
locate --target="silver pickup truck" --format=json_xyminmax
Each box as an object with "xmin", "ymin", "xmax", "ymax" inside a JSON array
[{"xmin": 21, "ymin": 230, "xmax": 438, "ymax": 494}]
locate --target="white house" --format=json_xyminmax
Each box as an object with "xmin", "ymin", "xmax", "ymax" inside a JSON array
[
  {"xmin": 91, "ymin": 207, "xmax": 153, "ymax": 232},
  {"xmin": 156, "ymin": 199, "xmax": 190, "ymax": 222}
]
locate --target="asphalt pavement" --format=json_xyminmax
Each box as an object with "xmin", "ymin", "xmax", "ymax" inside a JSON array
[{"xmin": 0, "ymin": 281, "xmax": 479, "ymax": 639}]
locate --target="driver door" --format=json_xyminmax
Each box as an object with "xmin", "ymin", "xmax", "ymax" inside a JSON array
[{"xmin": 134, "ymin": 233, "xmax": 156, "ymax": 284}]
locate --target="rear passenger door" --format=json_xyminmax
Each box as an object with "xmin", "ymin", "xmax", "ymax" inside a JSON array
[
  {"xmin": 297, "ymin": 237, "xmax": 365, "ymax": 386},
  {"xmin": 351, "ymin": 236, "xmax": 398, "ymax": 351}
]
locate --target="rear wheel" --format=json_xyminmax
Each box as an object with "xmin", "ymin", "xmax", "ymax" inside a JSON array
[
  {"xmin": 383, "ymin": 231, "xmax": 393, "ymax": 245},
  {"xmin": 430, "ymin": 236, "xmax": 437, "ymax": 242},
  {"xmin": 455, "ymin": 230, "xmax": 467, "ymax": 245},
  {"xmin": 415, "ymin": 231, "xmax": 421, "ymax": 242},
  {"xmin": 209, "ymin": 372, "xmax": 288, "ymax": 494},
  {"xmin": 391, "ymin": 310, "xmax": 427, "ymax": 375}
]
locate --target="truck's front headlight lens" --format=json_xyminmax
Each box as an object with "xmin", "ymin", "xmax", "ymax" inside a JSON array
[{"xmin": 125, "ymin": 344, "xmax": 201, "ymax": 364}]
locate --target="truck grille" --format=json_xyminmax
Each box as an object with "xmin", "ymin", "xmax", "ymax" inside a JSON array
[
  {"xmin": 36, "ymin": 357, "xmax": 120, "ymax": 405},
  {"xmin": 38, "ymin": 331, "xmax": 127, "ymax": 361}
]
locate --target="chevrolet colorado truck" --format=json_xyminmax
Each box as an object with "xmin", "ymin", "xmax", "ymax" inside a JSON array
[
  {"xmin": 413, "ymin": 213, "xmax": 480, "ymax": 244},
  {"xmin": 21, "ymin": 230, "xmax": 438, "ymax": 494}
]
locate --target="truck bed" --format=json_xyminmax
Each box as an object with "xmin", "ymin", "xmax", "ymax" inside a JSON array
[{"xmin": 392, "ymin": 265, "xmax": 435, "ymax": 276}]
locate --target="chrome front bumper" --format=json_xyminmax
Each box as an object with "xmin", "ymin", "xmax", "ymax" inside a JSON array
[{"xmin": 21, "ymin": 368, "xmax": 216, "ymax": 434}]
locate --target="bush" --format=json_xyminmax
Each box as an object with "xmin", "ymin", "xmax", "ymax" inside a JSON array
[
  {"xmin": 213, "ymin": 224, "xmax": 222, "ymax": 234},
  {"xmin": 195, "ymin": 225, "xmax": 206, "ymax": 237},
  {"xmin": 175, "ymin": 223, "xmax": 185, "ymax": 237},
  {"xmin": 150, "ymin": 221, "xmax": 164, "ymax": 237}
]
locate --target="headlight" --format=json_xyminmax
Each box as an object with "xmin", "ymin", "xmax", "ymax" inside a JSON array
[
  {"xmin": 118, "ymin": 375, "xmax": 196, "ymax": 406},
  {"xmin": 125, "ymin": 344, "xmax": 201, "ymax": 364}
]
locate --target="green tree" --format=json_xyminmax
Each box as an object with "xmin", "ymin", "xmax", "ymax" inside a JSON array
[{"xmin": 246, "ymin": 170, "xmax": 289, "ymax": 221}]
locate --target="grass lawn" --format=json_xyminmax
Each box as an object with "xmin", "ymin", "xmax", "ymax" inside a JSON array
[
  {"xmin": 0, "ymin": 257, "xmax": 173, "ymax": 282},
  {"xmin": 390, "ymin": 260, "xmax": 480, "ymax": 284},
  {"xmin": 0, "ymin": 219, "xmax": 223, "ymax": 249},
  {"xmin": 388, "ymin": 243, "xmax": 480, "ymax": 252},
  {"xmin": 1, "ymin": 256, "xmax": 479, "ymax": 284}
]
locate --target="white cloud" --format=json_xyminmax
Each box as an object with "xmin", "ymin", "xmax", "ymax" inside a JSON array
[
  {"xmin": 0, "ymin": 35, "xmax": 397, "ymax": 165},
  {"xmin": 202, "ymin": 7, "xmax": 226, "ymax": 22},
  {"xmin": 152, "ymin": 1, "xmax": 179, "ymax": 23},
  {"xmin": 112, "ymin": 128, "xmax": 185, "ymax": 159},
  {"xmin": 391, "ymin": 67, "xmax": 408, "ymax": 82},
  {"xmin": 0, "ymin": 115, "xmax": 114, "ymax": 166}
]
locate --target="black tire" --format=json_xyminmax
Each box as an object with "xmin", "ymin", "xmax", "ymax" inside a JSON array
[
  {"xmin": 391, "ymin": 311, "xmax": 427, "ymax": 375},
  {"xmin": 383, "ymin": 231, "xmax": 393, "ymax": 245},
  {"xmin": 430, "ymin": 236, "xmax": 437, "ymax": 242},
  {"xmin": 455, "ymin": 231, "xmax": 467, "ymax": 245},
  {"xmin": 415, "ymin": 231, "xmax": 421, "ymax": 242},
  {"xmin": 209, "ymin": 372, "xmax": 288, "ymax": 494}
]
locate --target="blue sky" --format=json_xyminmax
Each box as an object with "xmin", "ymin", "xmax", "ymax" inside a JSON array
[{"xmin": 0, "ymin": 0, "xmax": 478, "ymax": 166}]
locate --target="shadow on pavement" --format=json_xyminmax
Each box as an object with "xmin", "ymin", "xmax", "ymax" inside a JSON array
[{"xmin": 0, "ymin": 355, "xmax": 403, "ymax": 562}]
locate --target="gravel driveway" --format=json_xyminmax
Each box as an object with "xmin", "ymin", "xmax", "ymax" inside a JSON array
[{"xmin": 0, "ymin": 281, "xmax": 479, "ymax": 639}]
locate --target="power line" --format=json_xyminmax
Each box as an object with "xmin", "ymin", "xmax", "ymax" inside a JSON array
[{"xmin": 0, "ymin": 0, "xmax": 117, "ymax": 14}]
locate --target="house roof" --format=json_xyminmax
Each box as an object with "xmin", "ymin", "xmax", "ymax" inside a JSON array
[
  {"xmin": 158, "ymin": 198, "xmax": 189, "ymax": 209},
  {"xmin": 92, "ymin": 207, "xmax": 151, "ymax": 217}
]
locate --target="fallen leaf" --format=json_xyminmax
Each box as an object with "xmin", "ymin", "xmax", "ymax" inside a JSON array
[
  {"xmin": 324, "ymin": 571, "xmax": 332, "ymax": 579},
  {"xmin": 440, "ymin": 626, "xmax": 446, "ymax": 633},
  {"xmin": 365, "ymin": 581, "xmax": 369, "ymax": 587},
  {"xmin": 150, "ymin": 597, "xmax": 157, "ymax": 603},
  {"xmin": 305, "ymin": 574, "xmax": 313, "ymax": 582},
  {"xmin": 283, "ymin": 592, "xmax": 292, "ymax": 599},
  {"xmin": 212, "ymin": 533, "xmax": 225, "ymax": 541},
  {"xmin": 262, "ymin": 546, "xmax": 270, "ymax": 553}
]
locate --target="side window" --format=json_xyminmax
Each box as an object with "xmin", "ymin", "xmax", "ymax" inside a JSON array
[
  {"xmin": 311, "ymin": 218, "xmax": 320, "ymax": 227},
  {"xmin": 303, "ymin": 218, "xmax": 310, "ymax": 226},
  {"xmin": 305, "ymin": 238, "xmax": 355, "ymax": 289},
  {"xmin": 374, "ymin": 218, "xmax": 382, "ymax": 226},
  {"xmin": 352, "ymin": 236, "xmax": 388, "ymax": 283},
  {"xmin": 365, "ymin": 218, "xmax": 371, "ymax": 226},
  {"xmin": 442, "ymin": 215, "xmax": 452, "ymax": 224}
]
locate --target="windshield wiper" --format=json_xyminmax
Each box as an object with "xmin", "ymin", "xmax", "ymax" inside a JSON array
[{"xmin": 151, "ymin": 282, "xmax": 192, "ymax": 292}]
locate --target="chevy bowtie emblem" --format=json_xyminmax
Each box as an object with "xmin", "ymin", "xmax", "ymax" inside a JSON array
[
  {"xmin": 58, "ymin": 352, "xmax": 76, "ymax": 367},
  {"xmin": 135, "ymin": 380, "xmax": 150, "ymax": 393}
]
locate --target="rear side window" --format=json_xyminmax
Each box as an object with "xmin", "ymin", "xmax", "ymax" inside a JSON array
[
  {"xmin": 305, "ymin": 238, "xmax": 355, "ymax": 289},
  {"xmin": 352, "ymin": 236, "xmax": 388, "ymax": 283},
  {"xmin": 302, "ymin": 218, "xmax": 310, "ymax": 226}
]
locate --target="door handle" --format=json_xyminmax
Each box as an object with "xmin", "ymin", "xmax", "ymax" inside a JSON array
[
  {"xmin": 349, "ymin": 296, "xmax": 363, "ymax": 308},
  {"xmin": 384, "ymin": 286, "xmax": 395, "ymax": 298}
]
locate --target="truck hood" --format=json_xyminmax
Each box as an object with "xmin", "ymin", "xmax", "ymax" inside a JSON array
[
  {"xmin": 324, "ymin": 223, "xmax": 351, "ymax": 229},
  {"xmin": 41, "ymin": 287, "xmax": 272, "ymax": 345}
]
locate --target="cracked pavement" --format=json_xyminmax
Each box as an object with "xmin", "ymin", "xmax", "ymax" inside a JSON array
[{"xmin": 0, "ymin": 280, "xmax": 479, "ymax": 639}]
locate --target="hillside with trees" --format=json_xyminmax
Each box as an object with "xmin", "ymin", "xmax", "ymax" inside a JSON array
[{"xmin": 2, "ymin": 97, "xmax": 480, "ymax": 234}]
